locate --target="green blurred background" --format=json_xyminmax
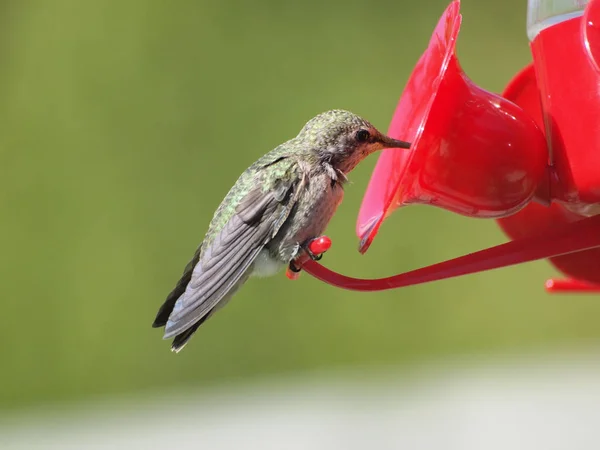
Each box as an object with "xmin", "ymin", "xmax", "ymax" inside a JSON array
[{"xmin": 1, "ymin": 0, "xmax": 599, "ymax": 414}]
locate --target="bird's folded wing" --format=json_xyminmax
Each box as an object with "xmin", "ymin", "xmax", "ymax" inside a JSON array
[{"xmin": 163, "ymin": 176, "xmax": 299, "ymax": 338}]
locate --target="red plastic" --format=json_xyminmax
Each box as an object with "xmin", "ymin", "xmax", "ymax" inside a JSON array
[
  {"xmin": 301, "ymin": 214, "xmax": 600, "ymax": 291},
  {"xmin": 285, "ymin": 267, "xmax": 300, "ymax": 280},
  {"xmin": 292, "ymin": 0, "xmax": 600, "ymax": 293},
  {"xmin": 498, "ymin": 66, "xmax": 600, "ymax": 287},
  {"xmin": 285, "ymin": 236, "xmax": 332, "ymax": 280},
  {"xmin": 498, "ymin": 201, "xmax": 600, "ymax": 285},
  {"xmin": 357, "ymin": 0, "xmax": 547, "ymax": 253},
  {"xmin": 545, "ymin": 278, "xmax": 600, "ymax": 293},
  {"xmin": 308, "ymin": 236, "xmax": 332, "ymax": 256},
  {"xmin": 529, "ymin": 0, "xmax": 600, "ymax": 207},
  {"xmin": 496, "ymin": 1, "xmax": 600, "ymax": 291}
]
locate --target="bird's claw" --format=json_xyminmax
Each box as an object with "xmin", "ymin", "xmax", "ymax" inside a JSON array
[
  {"xmin": 286, "ymin": 261, "xmax": 302, "ymax": 280},
  {"xmin": 288, "ymin": 261, "xmax": 302, "ymax": 273},
  {"xmin": 304, "ymin": 246, "xmax": 323, "ymax": 261},
  {"xmin": 285, "ymin": 235, "xmax": 332, "ymax": 280},
  {"xmin": 304, "ymin": 235, "xmax": 331, "ymax": 261}
]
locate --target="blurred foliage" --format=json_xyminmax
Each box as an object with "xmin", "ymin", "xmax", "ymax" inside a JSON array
[{"xmin": 2, "ymin": 0, "xmax": 600, "ymax": 412}]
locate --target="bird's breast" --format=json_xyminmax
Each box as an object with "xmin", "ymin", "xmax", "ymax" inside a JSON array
[
  {"xmin": 268, "ymin": 171, "xmax": 345, "ymax": 264},
  {"xmin": 252, "ymin": 248, "xmax": 286, "ymax": 277},
  {"xmin": 293, "ymin": 176, "xmax": 344, "ymax": 240}
]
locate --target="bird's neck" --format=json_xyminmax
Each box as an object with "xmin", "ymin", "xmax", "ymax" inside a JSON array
[
  {"xmin": 319, "ymin": 160, "xmax": 349, "ymax": 186},
  {"xmin": 331, "ymin": 152, "xmax": 364, "ymax": 176},
  {"xmin": 304, "ymin": 146, "xmax": 362, "ymax": 177}
]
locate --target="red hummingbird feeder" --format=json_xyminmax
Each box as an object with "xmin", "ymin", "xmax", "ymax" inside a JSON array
[{"xmin": 292, "ymin": 0, "xmax": 600, "ymax": 293}]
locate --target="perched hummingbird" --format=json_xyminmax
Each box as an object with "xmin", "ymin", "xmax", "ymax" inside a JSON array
[{"xmin": 153, "ymin": 110, "xmax": 410, "ymax": 352}]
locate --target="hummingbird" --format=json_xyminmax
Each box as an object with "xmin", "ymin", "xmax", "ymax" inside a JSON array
[{"xmin": 153, "ymin": 109, "xmax": 411, "ymax": 352}]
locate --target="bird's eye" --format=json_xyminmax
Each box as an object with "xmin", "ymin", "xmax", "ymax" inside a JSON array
[{"xmin": 355, "ymin": 129, "xmax": 370, "ymax": 142}]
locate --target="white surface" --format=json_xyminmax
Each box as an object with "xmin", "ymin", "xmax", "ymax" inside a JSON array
[{"xmin": 2, "ymin": 351, "xmax": 600, "ymax": 449}]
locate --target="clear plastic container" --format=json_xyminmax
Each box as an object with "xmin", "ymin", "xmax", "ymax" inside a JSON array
[{"xmin": 527, "ymin": 0, "xmax": 588, "ymax": 40}]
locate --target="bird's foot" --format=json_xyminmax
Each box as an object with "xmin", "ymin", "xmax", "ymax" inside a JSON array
[
  {"xmin": 286, "ymin": 236, "xmax": 332, "ymax": 280},
  {"xmin": 286, "ymin": 263, "xmax": 302, "ymax": 280}
]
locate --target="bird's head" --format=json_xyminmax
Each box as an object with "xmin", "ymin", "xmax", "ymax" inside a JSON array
[{"xmin": 296, "ymin": 109, "xmax": 411, "ymax": 174}]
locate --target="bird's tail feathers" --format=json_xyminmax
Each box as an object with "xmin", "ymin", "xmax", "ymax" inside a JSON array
[{"xmin": 170, "ymin": 312, "xmax": 212, "ymax": 352}]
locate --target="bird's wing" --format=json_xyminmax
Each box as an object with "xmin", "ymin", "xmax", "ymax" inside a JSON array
[{"xmin": 163, "ymin": 165, "xmax": 303, "ymax": 339}]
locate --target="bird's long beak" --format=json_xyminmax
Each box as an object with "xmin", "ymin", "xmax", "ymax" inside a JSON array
[{"xmin": 380, "ymin": 135, "xmax": 411, "ymax": 149}]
